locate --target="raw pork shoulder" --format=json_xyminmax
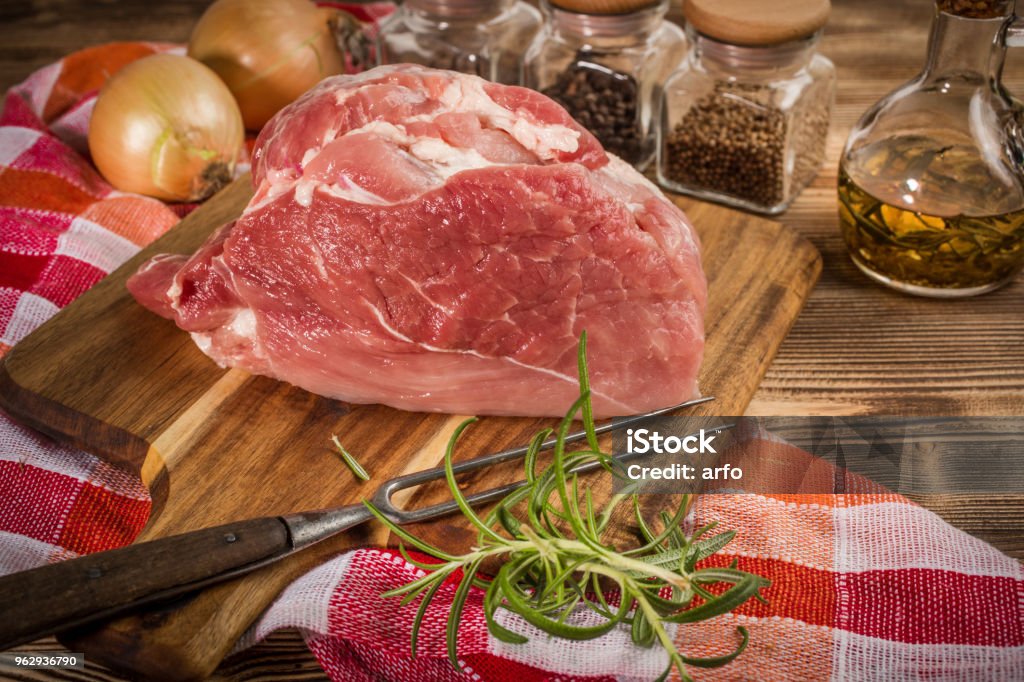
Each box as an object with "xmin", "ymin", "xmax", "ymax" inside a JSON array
[{"xmin": 128, "ymin": 65, "xmax": 706, "ymax": 418}]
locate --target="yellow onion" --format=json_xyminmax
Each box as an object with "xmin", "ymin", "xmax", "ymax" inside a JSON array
[
  {"xmin": 89, "ymin": 54, "xmax": 244, "ymax": 202},
  {"xmin": 188, "ymin": 0, "xmax": 346, "ymax": 130}
]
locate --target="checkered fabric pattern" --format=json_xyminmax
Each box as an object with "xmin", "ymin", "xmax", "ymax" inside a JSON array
[{"xmin": 2, "ymin": 32, "xmax": 1022, "ymax": 682}]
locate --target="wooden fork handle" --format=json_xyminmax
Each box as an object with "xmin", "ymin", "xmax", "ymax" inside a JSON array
[{"xmin": 0, "ymin": 516, "xmax": 290, "ymax": 651}]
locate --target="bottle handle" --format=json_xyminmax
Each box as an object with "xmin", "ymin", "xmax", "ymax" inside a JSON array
[{"xmin": 1004, "ymin": 14, "xmax": 1024, "ymax": 47}]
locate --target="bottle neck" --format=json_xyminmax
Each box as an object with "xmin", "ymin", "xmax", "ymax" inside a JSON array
[
  {"xmin": 544, "ymin": 1, "xmax": 666, "ymax": 46},
  {"xmin": 921, "ymin": 9, "xmax": 1006, "ymax": 82},
  {"xmin": 689, "ymin": 26, "xmax": 818, "ymax": 81},
  {"xmin": 405, "ymin": 0, "xmax": 515, "ymax": 19}
]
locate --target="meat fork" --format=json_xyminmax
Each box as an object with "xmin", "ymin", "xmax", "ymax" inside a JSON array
[{"xmin": 0, "ymin": 396, "xmax": 714, "ymax": 650}]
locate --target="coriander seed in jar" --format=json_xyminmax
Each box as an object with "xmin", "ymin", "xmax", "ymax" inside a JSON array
[
  {"xmin": 523, "ymin": 0, "xmax": 686, "ymax": 169},
  {"xmin": 657, "ymin": 0, "xmax": 836, "ymax": 215}
]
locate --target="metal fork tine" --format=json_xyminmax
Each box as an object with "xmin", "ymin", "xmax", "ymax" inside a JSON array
[{"xmin": 371, "ymin": 395, "xmax": 716, "ymax": 519}]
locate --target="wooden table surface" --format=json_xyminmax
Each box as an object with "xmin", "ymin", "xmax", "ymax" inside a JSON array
[{"xmin": 2, "ymin": 0, "xmax": 1022, "ymax": 680}]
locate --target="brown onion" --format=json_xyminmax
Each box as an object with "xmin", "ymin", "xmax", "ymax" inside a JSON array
[
  {"xmin": 88, "ymin": 54, "xmax": 244, "ymax": 202},
  {"xmin": 188, "ymin": 0, "xmax": 346, "ymax": 130}
]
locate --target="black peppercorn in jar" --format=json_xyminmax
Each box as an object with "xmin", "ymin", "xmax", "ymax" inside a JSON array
[
  {"xmin": 523, "ymin": 0, "xmax": 686, "ymax": 169},
  {"xmin": 376, "ymin": 0, "xmax": 540, "ymax": 84},
  {"xmin": 657, "ymin": 0, "xmax": 836, "ymax": 215}
]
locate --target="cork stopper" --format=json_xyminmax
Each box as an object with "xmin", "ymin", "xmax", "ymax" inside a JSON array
[
  {"xmin": 548, "ymin": 0, "xmax": 662, "ymax": 15},
  {"xmin": 685, "ymin": 0, "xmax": 830, "ymax": 46}
]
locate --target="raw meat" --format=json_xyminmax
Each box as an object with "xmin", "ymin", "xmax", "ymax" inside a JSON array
[{"xmin": 128, "ymin": 65, "xmax": 706, "ymax": 418}]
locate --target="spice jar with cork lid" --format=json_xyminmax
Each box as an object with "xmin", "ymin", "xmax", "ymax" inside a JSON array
[
  {"xmin": 522, "ymin": 0, "xmax": 686, "ymax": 168},
  {"xmin": 375, "ymin": 0, "xmax": 541, "ymax": 84},
  {"xmin": 657, "ymin": 0, "xmax": 835, "ymax": 215}
]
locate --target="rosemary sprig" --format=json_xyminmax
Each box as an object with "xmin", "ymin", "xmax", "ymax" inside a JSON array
[
  {"xmin": 363, "ymin": 333, "xmax": 769, "ymax": 681},
  {"xmin": 331, "ymin": 434, "xmax": 370, "ymax": 481}
]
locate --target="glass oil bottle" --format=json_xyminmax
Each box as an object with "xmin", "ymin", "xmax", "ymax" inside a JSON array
[{"xmin": 839, "ymin": 0, "xmax": 1024, "ymax": 296}]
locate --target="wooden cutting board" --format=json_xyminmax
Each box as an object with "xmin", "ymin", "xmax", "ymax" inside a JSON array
[{"xmin": 0, "ymin": 175, "xmax": 820, "ymax": 680}]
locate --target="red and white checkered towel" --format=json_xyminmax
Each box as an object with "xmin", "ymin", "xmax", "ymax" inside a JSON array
[{"xmin": 1, "ymin": 40, "xmax": 1022, "ymax": 682}]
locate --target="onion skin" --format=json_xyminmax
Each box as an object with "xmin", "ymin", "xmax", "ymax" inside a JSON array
[
  {"xmin": 188, "ymin": 0, "xmax": 345, "ymax": 130},
  {"xmin": 88, "ymin": 54, "xmax": 244, "ymax": 202}
]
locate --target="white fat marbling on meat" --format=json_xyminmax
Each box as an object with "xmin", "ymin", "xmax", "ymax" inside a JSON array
[
  {"xmin": 228, "ymin": 309, "xmax": 257, "ymax": 337},
  {"xmin": 601, "ymin": 154, "xmax": 661, "ymax": 196},
  {"xmin": 191, "ymin": 331, "xmax": 213, "ymax": 356},
  {"xmin": 407, "ymin": 137, "xmax": 492, "ymax": 178},
  {"xmin": 321, "ymin": 179, "xmax": 392, "ymax": 205},
  {"xmin": 437, "ymin": 78, "xmax": 579, "ymax": 160},
  {"xmin": 166, "ymin": 278, "xmax": 181, "ymax": 302},
  {"xmin": 245, "ymin": 168, "xmax": 301, "ymax": 214},
  {"xmin": 295, "ymin": 179, "xmax": 316, "ymax": 207},
  {"xmin": 264, "ymin": 66, "xmax": 580, "ymax": 207},
  {"xmin": 346, "ymin": 121, "xmax": 493, "ymax": 178}
]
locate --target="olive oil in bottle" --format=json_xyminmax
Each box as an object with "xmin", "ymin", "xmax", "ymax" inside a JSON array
[
  {"xmin": 837, "ymin": 1, "xmax": 1024, "ymax": 296},
  {"xmin": 838, "ymin": 139, "xmax": 1024, "ymax": 297}
]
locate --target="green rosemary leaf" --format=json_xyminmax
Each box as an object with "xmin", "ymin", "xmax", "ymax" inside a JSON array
[
  {"xmin": 498, "ymin": 562, "xmax": 630, "ymax": 640},
  {"xmin": 442, "ymin": 418, "xmax": 506, "ymax": 544},
  {"xmin": 625, "ymin": 495, "xmax": 691, "ymax": 556},
  {"xmin": 362, "ymin": 500, "xmax": 461, "ymax": 563},
  {"xmin": 664, "ymin": 575, "xmax": 766, "ymax": 623},
  {"xmin": 630, "ymin": 608, "xmax": 657, "ymax": 648},
  {"xmin": 685, "ymin": 530, "xmax": 737, "ymax": 572},
  {"xmin": 692, "ymin": 566, "xmax": 767, "ymax": 584},
  {"xmin": 524, "ymin": 428, "xmax": 552, "ymax": 484},
  {"xmin": 397, "ymin": 577, "xmax": 437, "ymax": 607},
  {"xmin": 536, "ymin": 589, "xmax": 582, "ymax": 616},
  {"xmin": 483, "ymin": 483, "xmax": 531, "ymax": 532},
  {"xmin": 540, "ymin": 555, "xmax": 593, "ymax": 603},
  {"xmin": 597, "ymin": 492, "xmax": 627, "ymax": 535},
  {"xmin": 636, "ymin": 546, "xmax": 688, "ymax": 571},
  {"xmin": 330, "ymin": 435, "xmax": 370, "ymax": 481},
  {"xmin": 397, "ymin": 542, "xmax": 450, "ymax": 572},
  {"xmin": 633, "ymin": 496, "xmax": 658, "ymax": 544},
  {"xmin": 589, "ymin": 573, "xmax": 617, "ymax": 619},
  {"xmin": 411, "ymin": 571, "xmax": 448, "ymax": 658},
  {"xmin": 446, "ymin": 559, "xmax": 482, "ymax": 670},
  {"xmin": 387, "ymin": 563, "xmax": 454, "ymax": 601},
  {"xmin": 690, "ymin": 581, "xmax": 716, "ymax": 603},
  {"xmin": 690, "ymin": 521, "xmax": 719, "ymax": 542},
  {"xmin": 496, "ymin": 502, "xmax": 522, "ymax": 536},
  {"xmin": 583, "ymin": 488, "xmax": 599, "ymax": 540},
  {"xmin": 633, "ymin": 580, "xmax": 692, "ymax": 612},
  {"xmin": 654, "ymin": 654, "xmax": 694, "ymax": 682},
  {"xmin": 556, "ymin": 594, "xmax": 584, "ymax": 625},
  {"xmin": 552, "ymin": 392, "xmax": 604, "ymax": 549},
  {"xmin": 575, "ymin": 331, "xmax": 601, "ymax": 454},
  {"xmin": 483, "ymin": 567, "xmax": 529, "ymax": 644},
  {"xmin": 680, "ymin": 626, "xmax": 750, "ymax": 668}
]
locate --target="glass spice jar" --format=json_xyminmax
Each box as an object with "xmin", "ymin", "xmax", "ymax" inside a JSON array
[
  {"xmin": 522, "ymin": 0, "xmax": 686, "ymax": 168},
  {"xmin": 375, "ymin": 0, "xmax": 541, "ymax": 84},
  {"xmin": 657, "ymin": 0, "xmax": 835, "ymax": 215},
  {"xmin": 839, "ymin": 0, "xmax": 1024, "ymax": 297}
]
